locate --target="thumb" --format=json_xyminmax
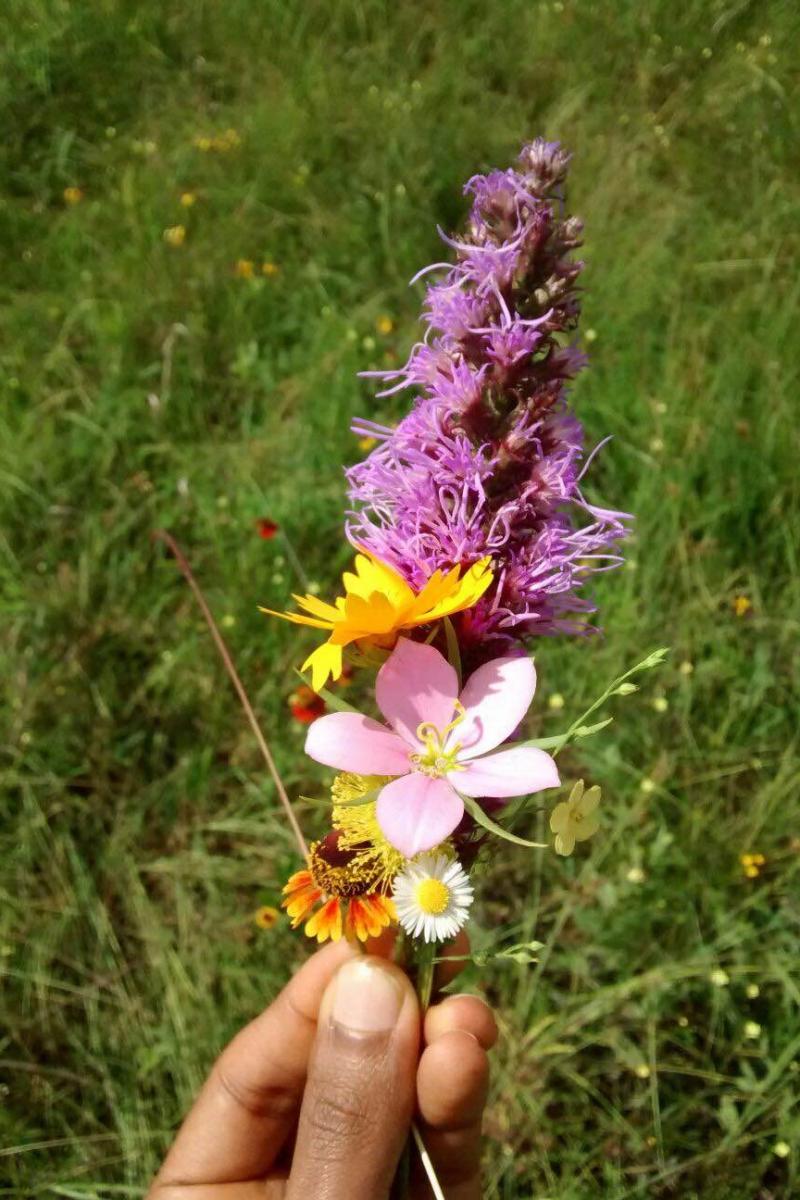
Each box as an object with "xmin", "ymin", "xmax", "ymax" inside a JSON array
[{"xmin": 285, "ymin": 955, "xmax": 420, "ymax": 1200}]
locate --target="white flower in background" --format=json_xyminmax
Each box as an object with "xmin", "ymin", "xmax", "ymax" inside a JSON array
[{"xmin": 393, "ymin": 853, "xmax": 473, "ymax": 943}]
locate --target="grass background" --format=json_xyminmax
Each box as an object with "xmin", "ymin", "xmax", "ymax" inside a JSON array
[{"xmin": 1, "ymin": 0, "xmax": 799, "ymax": 1195}]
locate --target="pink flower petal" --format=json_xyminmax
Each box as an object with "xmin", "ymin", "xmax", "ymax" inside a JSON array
[
  {"xmin": 453, "ymin": 655, "xmax": 537, "ymax": 758},
  {"xmin": 376, "ymin": 773, "xmax": 464, "ymax": 856},
  {"xmin": 305, "ymin": 712, "xmax": 410, "ymax": 775},
  {"xmin": 376, "ymin": 637, "xmax": 458, "ymax": 749},
  {"xmin": 456, "ymin": 745, "xmax": 559, "ymax": 798}
]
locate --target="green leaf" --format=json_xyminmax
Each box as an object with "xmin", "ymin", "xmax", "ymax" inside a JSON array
[
  {"xmin": 459, "ymin": 792, "xmax": 547, "ymax": 848},
  {"xmin": 293, "ymin": 669, "xmax": 359, "ymax": 713},
  {"xmin": 512, "ymin": 734, "xmax": 563, "ymax": 750},
  {"xmin": 333, "ymin": 785, "xmax": 381, "ymax": 808},
  {"xmin": 442, "ymin": 616, "xmax": 462, "ymax": 688},
  {"xmin": 573, "ymin": 717, "xmax": 614, "ymax": 738},
  {"xmin": 514, "ymin": 717, "xmax": 613, "ymax": 752}
]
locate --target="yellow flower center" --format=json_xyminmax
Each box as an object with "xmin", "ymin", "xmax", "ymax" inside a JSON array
[
  {"xmin": 410, "ymin": 702, "xmax": 466, "ymax": 778},
  {"xmin": 415, "ymin": 878, "xmax": 450, "ymax": 915}
]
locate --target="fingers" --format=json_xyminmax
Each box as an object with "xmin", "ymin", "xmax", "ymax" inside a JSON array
[
  {"xmin": 424, "ymin": 993, "xmax": 498, "ymax": 1050},
  {"xmin": 285, "ymin": 956, "xmax": 420, "ymax": 1200},
  {"xmin": 150, "ymin": 940, "xmax": 357, "ymax": 1193},
  {"xmin": 415, "ymin": 994, "xmax": 497, "ymax": 1200}
]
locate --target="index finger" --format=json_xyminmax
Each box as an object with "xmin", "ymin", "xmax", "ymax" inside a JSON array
[{"xmin": 150, "ymin": 939, "xmax": 359, "ymax": 1192}]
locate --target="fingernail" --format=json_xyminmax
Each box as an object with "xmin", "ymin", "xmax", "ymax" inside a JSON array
[{"xmin": 331, "ymin": 959, "xmax": 403, "ymax": 1034}]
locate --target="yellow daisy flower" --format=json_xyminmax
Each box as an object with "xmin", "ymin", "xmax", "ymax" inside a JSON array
[
  {"xmin": 550, "ymin": 779, "xmax": 601, "ymax": 856},
  {"xmin": 260, "ymin": 548, "xmax": 493, "ymax": 691},
  {"xmin": 253, "ymin": 905, "xmax": 280, "ymax": 930}
]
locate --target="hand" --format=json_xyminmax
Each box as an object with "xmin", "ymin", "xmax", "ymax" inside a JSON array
[{"xmin": 148, "ymin": 936, "xmax": 497, "ymax": 1200}]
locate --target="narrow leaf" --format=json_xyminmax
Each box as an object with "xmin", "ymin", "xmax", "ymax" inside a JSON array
[
  {"xmin": 333, "ymin": 785, "xmax": 381, "ymax": 808},
  {"xmin": 442, "ymin": 616, "xmax": 462, "ymax": 688},
  {"xmin": 573, "ymin": 717, "xmax": 614, "ymax": 738},
  {"xmin": 459, "ymin": 792, "xmax": 546, "ymax": 848},
  {"xmin": 294, "ymin": 669, "xmax": 359, "ymax": 713}
]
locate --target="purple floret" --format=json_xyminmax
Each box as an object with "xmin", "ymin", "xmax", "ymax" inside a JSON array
[{"xmin": 346, "ymin": 139, "xmax": 630, "ymax": 654}]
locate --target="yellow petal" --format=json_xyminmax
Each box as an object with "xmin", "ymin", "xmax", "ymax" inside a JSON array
[
  {"xmin": 303, "ymin": 642, "xmax": 343, "ymax": 691},
  {"xmin": 415, "ymin": 556, "xmax": 493, "ymax": 621},
  {"xmin": 291, "ymin": 593, "xmax": 341, "ymax": 623},
  {"xmin": 549, "ymin": 802, "xmax": 570, "ymax": 835},
  {"xmin": 411, "ymin": 565, "xmax": 458, "ymax": 613},
  {"xmin": 341, "ymin": 591, "xmax": 401, "ymax": 635},
  {"xmin": 258, "ymin": 604, "xmax": 331, "ymax": 630},
  {"xmin": 573, "ymin": 815, "xmax": 600, "ymax": 843},
  {"xmin": 578, "ymin": 786, "xmax": 601, "ymax": 817},
  {"xmin": 554, "ymin": 831, "xmax": 575, "ymax": 856},
  {"xmin": 567, "ymin": 779, "xmax": 585, "ymax": 806},
  {"xmin": 347, "ymin": 551, "xmax": 412, "ymax": 606}
]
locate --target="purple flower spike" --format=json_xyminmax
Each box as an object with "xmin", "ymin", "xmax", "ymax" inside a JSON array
[{"xmin": 347, "ymin": 140, "xmax": 630, "ymax": 657}]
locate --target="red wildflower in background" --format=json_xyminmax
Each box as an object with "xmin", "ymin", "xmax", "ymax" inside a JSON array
[
  {"xmin": 256, "ymin": 518, "xmax": 280, "ymax": 540},
  {"xmin": 289, "ymin": 685, "xmax": 325, "ymax": 724}
]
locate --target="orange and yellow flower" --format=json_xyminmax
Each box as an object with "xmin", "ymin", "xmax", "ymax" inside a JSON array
[
  {"xmin": 282, "ymin": 869, "xmax": 395, "ymax": 943},
  {"xmin": 260, "ymin": 548, "xmax": 493, "ymax": 691},
  {"xmin": 282, "ymin": 830, "xmax": 396, "ymax": 943}
]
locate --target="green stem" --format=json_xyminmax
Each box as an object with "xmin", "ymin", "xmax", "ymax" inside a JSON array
[{"xmin": 391, "ymin": 936, "xmax": 444, "ymax": 1198}]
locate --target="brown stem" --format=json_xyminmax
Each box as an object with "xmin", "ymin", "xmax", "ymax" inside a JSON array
[{"xmin": 152, "ymin": 529, "xmax": 309, "ymax": 860}]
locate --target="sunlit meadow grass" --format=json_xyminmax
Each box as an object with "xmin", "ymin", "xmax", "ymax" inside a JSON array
[{"xmin": 1, "ymin": 1, "xmax": 799, "ymax": 1196}]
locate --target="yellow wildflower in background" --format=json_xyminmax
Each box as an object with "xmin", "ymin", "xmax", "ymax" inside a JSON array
[
  {"xmin": 740, "ymin": 852, "xmax": 765, "ymax": 879},
  {"xmin": 261, "ymin": 261, "xmax": 280, "ymax": 276},
  {"xmin": 377, "ymin": 315, "xmax": 394, "ymax": 334},
  {"xmin": 261, "ymin": 549, "xmax": 493, "ymax": 691},
  {"xmin": 550, "ymin": 779, "xmax": 601, "ymax": 856},
  {"xmin": 163, "ymin": 225, "xmax": 186, "ymax": 247},
  {"xmin": 253, "ymin": 905, "xmax": 280, "ymax": 930},
  {"xmin": 234, "ymin": 259, "xmax": 255, "ymax": 279},
  {"xmin": 358, "ymin": 436, "xmax": 378, "ymax": 452},
  {"xmin": 733, "ymin": 595, "xmax": 752, "ymax": 617},
  {"xmin": 63, "ymin": 186, "xmax": 83, "ymax": 206},
  {"xmin": 180, "ymin": 191, "xmax": 197, "ymax": 207},
  {"xmin": 194, "ymin": 129, "xmax": 241, "ymax": 153}
]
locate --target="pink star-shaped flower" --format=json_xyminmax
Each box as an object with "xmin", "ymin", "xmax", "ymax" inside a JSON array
[{"xmin": 305, "ymin": 637, "xmax": 560, "ymax": 856}]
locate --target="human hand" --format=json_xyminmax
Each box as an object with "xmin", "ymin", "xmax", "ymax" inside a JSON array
[{"xmin": 148, "ymin": 936, "xmax": 497, "ymax": 1200}]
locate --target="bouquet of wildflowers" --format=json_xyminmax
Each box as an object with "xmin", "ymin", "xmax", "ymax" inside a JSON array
[
  {"xmin": 259, "ymin": 139, "xmax": 661, "ymax": 977},
  {"xmin": 157, "ymin": 136, "xmax": 667, "ymax": 1199}
]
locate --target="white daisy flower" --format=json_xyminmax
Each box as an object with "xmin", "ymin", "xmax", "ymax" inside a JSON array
[{"xmin": 392, "ymin": 853, "xmax": 474, "ymax": 943}]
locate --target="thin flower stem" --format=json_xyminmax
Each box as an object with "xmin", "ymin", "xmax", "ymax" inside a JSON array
[
  {"xmin": 153, "ymin": 529, "xmax": 309, "ymax": 861},
  {"xmin": 411, "ymin": 1124, "xmax": 446, "ymax": 1200}
]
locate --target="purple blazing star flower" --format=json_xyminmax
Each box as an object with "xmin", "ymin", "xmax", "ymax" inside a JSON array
[{"xmin": 346, "ymin": 139, "xmax": 630, "ymax": 658}]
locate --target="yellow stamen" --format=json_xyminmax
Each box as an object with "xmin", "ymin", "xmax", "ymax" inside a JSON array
[
  {"xmin": 411, "ymin": 701, "xmax": 466, "ymax": 777},
  {"xmin": 415, "ymin": 878, "xmax": 450, "ymax": 915}
]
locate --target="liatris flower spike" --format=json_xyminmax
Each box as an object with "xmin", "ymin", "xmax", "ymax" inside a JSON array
[{"xmin": 347, "ymin": 138, "xmax": 630, "ymax": 656}]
